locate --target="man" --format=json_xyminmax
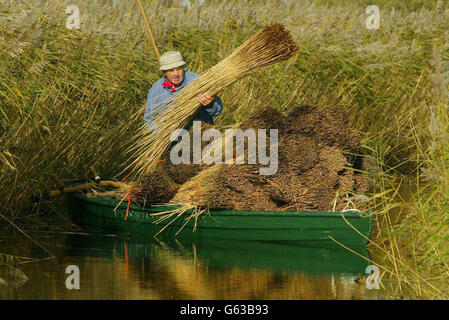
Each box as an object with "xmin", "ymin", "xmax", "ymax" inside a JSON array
[{"xmin": 144, "ymin": 51, "xmax": 223, "ymax": 131}]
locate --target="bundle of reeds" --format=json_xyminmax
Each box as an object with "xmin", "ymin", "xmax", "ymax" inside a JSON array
[
  {"xmin": 171, "ymin": 162, "xmax": 278, "ymax": 211},
  {"xmin": 127, "ymin": 24, "xmax": 298, "ymax": 176}
]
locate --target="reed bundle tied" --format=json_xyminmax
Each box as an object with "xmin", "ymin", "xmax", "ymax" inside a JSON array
[{"xmin": 127, "ymin": 24, "xmax": 298, "ymax": 176}]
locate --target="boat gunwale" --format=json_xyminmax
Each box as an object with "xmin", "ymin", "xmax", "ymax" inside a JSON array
[{"xmin": 69, "ymin": 189, "xmax": 373, "ymax": 220}]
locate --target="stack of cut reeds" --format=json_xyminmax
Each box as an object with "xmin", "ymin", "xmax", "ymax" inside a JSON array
[{"xmin": 170, "ymin": 105, "xmax": 369, "ymax": 212}]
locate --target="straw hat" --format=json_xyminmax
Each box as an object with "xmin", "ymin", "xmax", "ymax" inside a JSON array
[{"xmin": 159, "ymin": 51, "xmax": 186, "ymax": 71}]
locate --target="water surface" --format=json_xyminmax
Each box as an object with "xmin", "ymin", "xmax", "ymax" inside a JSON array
[{"xmin": 0, "ymin": 230, "xmax": 411, "ymax": 300}]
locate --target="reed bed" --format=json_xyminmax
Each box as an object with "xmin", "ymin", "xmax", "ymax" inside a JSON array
[{"xmin": 1, "ymin": 0, "xmax": 449, "ymax": 298}]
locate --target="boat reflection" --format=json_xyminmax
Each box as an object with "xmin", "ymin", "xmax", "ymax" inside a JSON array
[
  {"xmin": 65, "ymin": 234, "xmax": 370, "ymax": 275},
  {"xmin": 62, "ymin": 233, "xmax": 372, "ymax": 299}
]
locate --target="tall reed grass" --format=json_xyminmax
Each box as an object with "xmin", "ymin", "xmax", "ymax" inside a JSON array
[{"xmin": 1, "ymin": 0, "xmax": 448, "ymax": 298}]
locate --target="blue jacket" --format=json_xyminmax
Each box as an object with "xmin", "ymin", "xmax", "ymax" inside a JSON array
[{"xmin": 144, "ymin": 71, "xmax": 223, "ymax": 131}]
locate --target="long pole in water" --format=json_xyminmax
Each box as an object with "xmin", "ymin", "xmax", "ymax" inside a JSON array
[{"xmin": 136, "ymin": 0, "xmax": 161, "ymax": 60}]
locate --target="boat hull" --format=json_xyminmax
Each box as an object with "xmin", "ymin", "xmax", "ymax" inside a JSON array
[{"xmin": 65, "ymin": 187, "xmax": 373, "ymax": 246}]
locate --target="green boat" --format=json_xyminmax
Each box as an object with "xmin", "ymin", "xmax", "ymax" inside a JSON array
[{"xmin": 65, "ymin": 180, "xmax": 373, "ymax": 246}]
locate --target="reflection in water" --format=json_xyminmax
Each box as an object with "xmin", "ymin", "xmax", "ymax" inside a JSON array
[
  {"xmin": 0, "ymin": 231, "xmax": 404, "ymax": 299},
  {"xmin": 65, "ymin": 235, "xmax": 373, "ymax": 299}
]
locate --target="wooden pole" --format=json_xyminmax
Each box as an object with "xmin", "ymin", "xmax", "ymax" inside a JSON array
[
  {"xmin": 89, "ymin": 165, "xmax": 101, "ymax": 182},
  {"xmin": 136, "ymin": 0, "xmax": 161, "ymax": 60},
  {"xmin": 47, "ymin": 180, "xmax": 134, "ymax": 198}
]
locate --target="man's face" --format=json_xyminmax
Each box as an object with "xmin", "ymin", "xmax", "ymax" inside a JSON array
[{"xmin": 164, "ymin": 67, "xmax": 184, "ymax": 87}]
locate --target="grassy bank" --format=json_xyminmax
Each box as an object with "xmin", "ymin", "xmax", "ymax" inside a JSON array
[{"xmin": 1, "ymin": 0, "xmax": 448, "ymax": 298}]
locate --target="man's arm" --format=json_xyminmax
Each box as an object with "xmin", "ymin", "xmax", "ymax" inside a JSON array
[
  {"xmin": 143, "ymin": 81, "xmax": 164, "ymax": 128},
  {"xmin": 144, "ymin": 85, "xmax": 158, "ymax": 125},
  {"xmin": 189, "ymin": 71, "xmax": 223, "ymax": 118},
  {"xmin": 198, "ymin": 94, "xmax": 223, "ymax": 118}
]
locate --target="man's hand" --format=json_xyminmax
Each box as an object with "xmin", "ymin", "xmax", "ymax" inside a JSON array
[{"xmin": 198, "ymin": 93, "xmax": 216, "ymax": 107}]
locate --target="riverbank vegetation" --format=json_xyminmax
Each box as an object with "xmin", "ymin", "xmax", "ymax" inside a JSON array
[{"xmin": 1, "ymin": 0, "xmax": 448, "ymax": 298}]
